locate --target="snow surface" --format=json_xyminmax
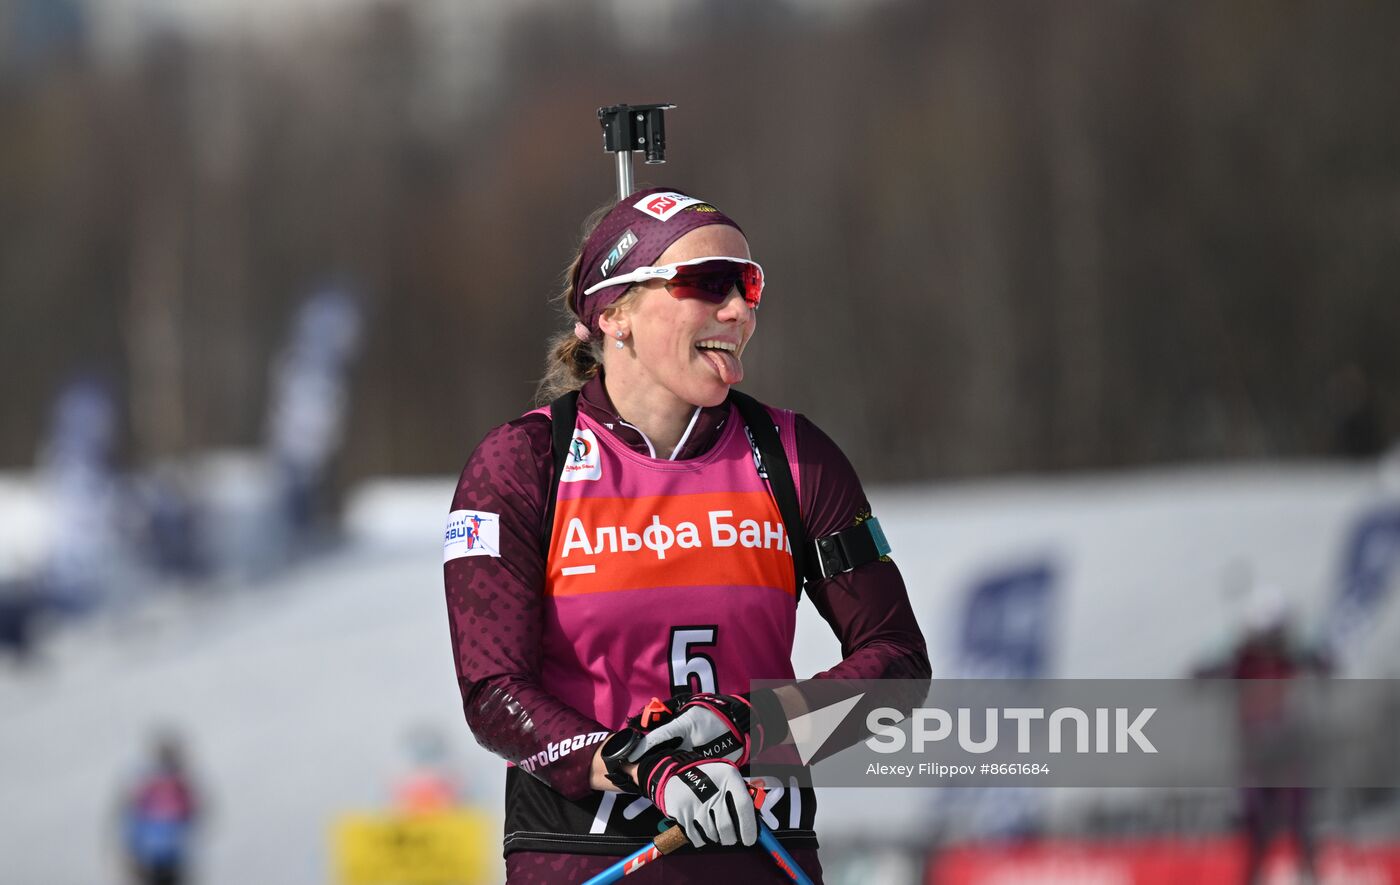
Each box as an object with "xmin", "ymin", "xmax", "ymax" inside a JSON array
[{"xmin": 2, "ymin": 463, "xmax": 1396, "ymax": 884}]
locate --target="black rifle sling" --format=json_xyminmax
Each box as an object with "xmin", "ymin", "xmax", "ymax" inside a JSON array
[
  {"xmin": 728, "ymin": 390, "xmax": 809, "ymax": 603},
  {"xmin": 542, "ymin": 391, "xmax": 579, "ymax": 557}
]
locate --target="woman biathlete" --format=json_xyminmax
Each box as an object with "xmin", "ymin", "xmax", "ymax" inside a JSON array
[{"xmin": 443, "ymin": 186, "xmax": 929, "ymax": 883}]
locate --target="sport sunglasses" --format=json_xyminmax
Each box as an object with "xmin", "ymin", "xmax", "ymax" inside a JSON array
[{"xmin": 583, "ymin": 256, "xmax": 764, "ymax": 309}]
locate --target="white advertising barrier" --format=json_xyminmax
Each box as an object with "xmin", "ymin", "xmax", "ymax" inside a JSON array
[
  {"xmin": 787, "ymin": 463, "xmax": 1400, "ymax": 680},
  {"xmin": 343, "ymin": 462, "xmax": 1400, "ymax": 679}
]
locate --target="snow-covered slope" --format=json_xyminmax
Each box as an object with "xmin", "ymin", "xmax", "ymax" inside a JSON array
[
  {"xmin": 0, "ymin": 544, "xmax": 496, "ymax": 885},
  {"xmin": 2, "ymin": 462, "xmax": 1395, "ymax": 884}
]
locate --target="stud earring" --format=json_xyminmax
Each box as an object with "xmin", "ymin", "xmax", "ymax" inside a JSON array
[{"xmin": 615, "ymin": 330, "xmax": 625, "ymax": 350}]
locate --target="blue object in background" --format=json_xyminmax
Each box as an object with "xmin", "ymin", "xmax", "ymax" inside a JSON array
[
  {"xmin": 936, "ymin": 557, "xmax": 1058, "ymax": 840},
  {"xmin": 1327, "ymin": 503, "xmax": 1400, "ymax": 665},
  {"xmin": 266, "ymin": 286, "xmax": 362, "ymax": 535},
  {"xmin": 955, "ymin": 559, "xmax": 1057, "ymax": 678},
  {"xmin": 38, "ymin": 375, "xmax": 120, "ymax": 613}
]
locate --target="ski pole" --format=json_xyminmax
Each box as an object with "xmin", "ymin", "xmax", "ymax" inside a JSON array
[
  {"xmin": 578, "ymin": 820, "xmax": 814, "ymax": 885},
  {"xmin": 580, "ymin": 825, "xmax": 690, "ymax": 885},
  {"xmin": 747, "ymin": 780, "xmax": 815, "ymax": 885},
  {"xmin": 756, "ymin": 822, "xmax": 814, "ymax": 885}
]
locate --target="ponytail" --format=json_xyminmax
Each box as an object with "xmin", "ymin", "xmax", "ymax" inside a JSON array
[
  {"xmin": 536, "ymin": 329, "xmax": 604, "ymax": 405},
  {"xmin": 535, "ymin": 198, "xmax": 617, "ymax": 405}
]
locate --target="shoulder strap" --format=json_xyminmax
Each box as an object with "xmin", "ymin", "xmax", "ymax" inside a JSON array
[
  {"xmin": 542, "ymin": 390, "xmax": 580, "ymax": 557},
  {"xmin": 728, "ymin": 390, "xmax": 809, "ymax": 603}
]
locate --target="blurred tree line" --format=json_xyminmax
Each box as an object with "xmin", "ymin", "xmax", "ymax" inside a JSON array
[{"xmin": 2, "ymin": 0, "xmax": 1398, "ymax": 484}]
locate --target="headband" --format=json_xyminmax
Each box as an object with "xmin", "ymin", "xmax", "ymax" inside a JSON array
[{"xmin": 570, "ymin": 186, "xmax": 743, "ymax": 336}]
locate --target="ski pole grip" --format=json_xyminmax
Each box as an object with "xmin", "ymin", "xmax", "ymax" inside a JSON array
[
  {"xmin": 577, "ymin": 825, "xmax": 691, "ymax": 884},
  {"xmin": 654, "ymin": 825, "xmax": 690, "ymax": 854}
]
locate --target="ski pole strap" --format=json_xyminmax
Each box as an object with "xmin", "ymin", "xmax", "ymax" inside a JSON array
[
  {"xmin": 727, "ymin": 390, "xmax": 809, "ymax": 603},
  {"xmin": 543, "ymin": 390, "xmax": 581, "ymax": 556}
]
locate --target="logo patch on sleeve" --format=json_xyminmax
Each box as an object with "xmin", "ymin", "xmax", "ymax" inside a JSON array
[
  {"xmin": 633, "ymin": 192, "xmax": 704, "ymax": 222},
  {"xmin": 561, "ymin": 429, "xmax": 603, "ymax": 483},
  {"xmin": 444, "ymin": 509, "xmax": 500, "ymax": 562}
]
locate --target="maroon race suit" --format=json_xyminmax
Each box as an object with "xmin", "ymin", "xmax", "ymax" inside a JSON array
[{"xmin": 444, "ymin": 373, "xmax": 930, "ymax": 879}]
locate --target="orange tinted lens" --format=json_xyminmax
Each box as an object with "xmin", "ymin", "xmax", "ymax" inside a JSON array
[{"xmin": 741, "ymin": 264, "xmax": 763, "ymax": 308}]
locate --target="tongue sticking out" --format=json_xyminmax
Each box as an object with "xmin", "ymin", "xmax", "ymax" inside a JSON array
[{"xmin": 699, "ymin": 347, "xmax": 744, "ymax": 385}]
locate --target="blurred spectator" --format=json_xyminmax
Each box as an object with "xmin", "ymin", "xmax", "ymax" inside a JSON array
[
  {"xmin": 0, "ymin": 575, "xmax": 44, "ymax": 665},
  {"xmin": 119, "ymin": 732, "xmax": 202, "ymax": 885},
  {"xmin": 1196, "ymin": 581, "xmax": 1331, "ymax": 885},
  {"xmin": 392, "ymin": 725, "xmax": 463, "ymax": 815},
  {"xmin": 130, "ymin": 467, "xmax": 210, "ymax": 582}
]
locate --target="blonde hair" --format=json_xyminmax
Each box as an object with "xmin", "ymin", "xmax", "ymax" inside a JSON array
[{"xmin": 535, "ymin": 200, "xmax": 635, "ymax": 405}]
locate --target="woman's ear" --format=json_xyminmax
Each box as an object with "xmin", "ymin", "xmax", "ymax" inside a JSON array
[{"xmin": 598, "ymin": 301, "xmax": 631, "ymax": 341}]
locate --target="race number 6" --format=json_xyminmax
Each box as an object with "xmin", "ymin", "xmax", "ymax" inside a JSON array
[{"xmin": 669, "ymin": 626, "xmax": 719, "ymax": 694}]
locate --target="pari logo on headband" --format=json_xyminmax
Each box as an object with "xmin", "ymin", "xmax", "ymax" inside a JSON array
[
  {"xmin": 634, "ymin": 192, "xmax": 705, "ymax": 222},
  {"xmin": 599, "ymin": 229, "xmax": 638, "ymax": 278}
]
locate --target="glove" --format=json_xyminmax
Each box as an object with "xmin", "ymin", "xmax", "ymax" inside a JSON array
[
  {"xmin": 630, "ymin": 692, "xmax": 765, "ymax": 767},
  {"xmin": 626, "ymin": 695, "xmax": 689, "ymax": 733},
  {"xmin": 634, "ymin": 738, "xmax": 758, "ymax": 848}
]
